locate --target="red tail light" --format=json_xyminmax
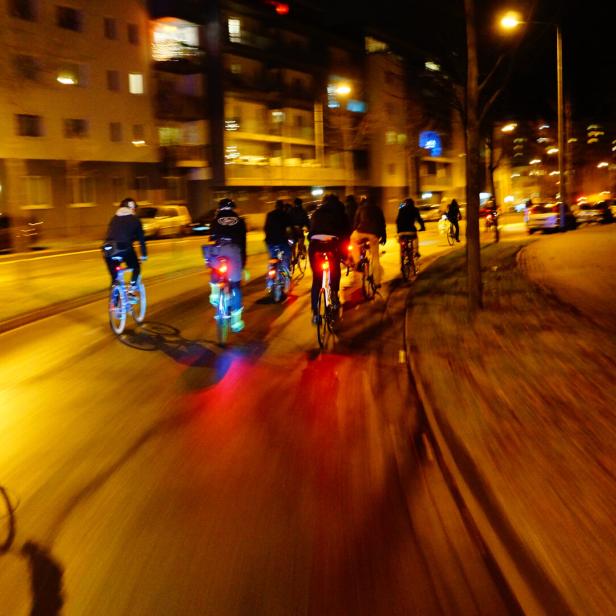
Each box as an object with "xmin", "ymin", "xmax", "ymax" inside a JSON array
[
  {"xmin": 218, "ymin": 263, "xmax": 228, "ymax": 274},
  {"xmin": 268, "ymin": 268, "xmax": 276, "ymax": 278},
  {"xmin": 322, "ymin": 259, "xmax": 329, "ymax": 271},
  {"xmin": 347, "ymin": 243, "xmax": 352, "ymax": 252},
  {"xmin": 551, "ymin": 204, "xmax": 559, "ymax": 213}
]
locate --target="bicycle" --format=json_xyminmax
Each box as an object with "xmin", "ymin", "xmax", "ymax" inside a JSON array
[
  {"xmin": 357, "ymin": 238, "xmax": 377, "ymax": 300},
  {"xmin": 108, "ymin": 256, "xmax": 146, "ymax": 335},
  {"xmin": 398, "ymin": 232, "xmax": 418, "ymax": 281},
  {"xmin": 438, "ymin": 215, "xmax": 457, "ymax": 247},
  {"xmin": 203, "ymin": 245, "xmax": 236, "ymax": 346},
  {"xmin": 266, "ymin": 246, "xmax": 291, "ymax": 302},
  {"xmin": 290, "ymin": 230, "xmax": 307, "ymax": 276},
  {"xmin": 315, "ymin": 251, "xmax": 337, "ymax": 349}
]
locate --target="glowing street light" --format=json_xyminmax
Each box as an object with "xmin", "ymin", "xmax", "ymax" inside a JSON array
[
  {"xmin": 500, "ymin": 10, "xmax": 567, "ymax": 225},
  {"xmin": 501, "ymin": 122, "xmax": 517, "ymax": 133},
  {"xmin": 335, "ymin": 83, "xmax": 352, "ymax": 97},
  {"xmin": 597, "ymin": 162, "xmax": 609, "ymax": 168},
  {"xmin": 529, "ymin": 159, "xmax": 541, "ymax": 165},
  {"xmin": 546, "ymin": 147, "xmax": 559, "ymax": 155}
]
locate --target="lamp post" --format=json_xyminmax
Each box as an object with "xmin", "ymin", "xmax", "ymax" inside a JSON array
[
  {"xmin": 500, "ymin": 12, "xmax": 567, "ymax": 228},
  {"xmin": 331, "ymin": 82, "xmax": 354, "ymax": 195}
]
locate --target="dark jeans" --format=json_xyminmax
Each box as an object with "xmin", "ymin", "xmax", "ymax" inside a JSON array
[
  {"xmin": 104, "ymin": 247, "xmax": 140, "ymax": 285},
  {"xmin": 309, "ymin": 240, "xmax": 341, "ymax": 314}
]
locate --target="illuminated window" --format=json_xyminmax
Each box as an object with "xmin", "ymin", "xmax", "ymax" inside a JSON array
[
  {"xmin": 22, "ymin": 176, "xmax": 50, "ymax": 207},
  {"xmin": 104, "ymin": 17, "xmax": 117, "ymax": 39},
  {"xmin": 56, "ymin": 6, "xmax": 82, "ymax": 31},
  {"xmin": 129, "ymin": 73, "xmax": 144, "ymax": 94},
  {"xmin": 16, "ymin": 114, "xmax": 43, "ymax": 137},
  {"xmin": 64, "ymin": 118, "xmax": 88, "ymax": 138},
  {"xmin": 107, "ymin": 70, "xmax": 120, "ymax": 91},
  {"xmin": 228, "ymin": 18, "xmax": 241, "ymax": 43},
  {"xmin": 385, "ymin": 131, "xmax": 397, "ymax": 145},
  {"xmin": 9, "ymin": 0, "xmax": 36, "ymax": 21},
  {"xmin": 68, "ymin": 176, "xmax": 95, "ymax": 206},
  {"xmin": 230, "ymin": 63, "xmax": 242, "ymax": 74},
  {"xmin": 127, "ymin": 23, "xmax": 139, "ymax": 45},
  {"xmin": 13, "ymin": 54, "xmax": 40, "ymax": 81},
  {"xmin": 57, "ymin": 63, "xmax": 85, "ymax": 86},
  {"xmin": 109, "ymin": 122, "xmax": 122, "ymax": 142},
  {"xmin": 159, "ymin": 126, "xmax": 181, "ymax": 146}
]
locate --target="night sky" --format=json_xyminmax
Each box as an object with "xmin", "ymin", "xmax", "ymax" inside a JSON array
[{"xmin": 316, "ymin": 0, "xmax": 615, "ymax": 122}]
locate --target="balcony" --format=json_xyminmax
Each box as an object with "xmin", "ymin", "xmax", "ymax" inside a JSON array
[
  {"xmin": 161, "ymin": 145, "xmax": 208, "ymax": 168},
  {"xmin": 155, "ymin": 92, "xmax": 204, "ymax": 121},
  {"xmin": 224, "ymin": 163, "xmax": 368, "ymax": 187}
]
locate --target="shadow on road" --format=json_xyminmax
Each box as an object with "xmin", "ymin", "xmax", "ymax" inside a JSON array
[
  {"xmin": 1, "ymin": 486, "xmax": 65, "ymax": 616},
  {"xmin": 21, "ymin": 542, "xmax": 64, "ymax": 616}
]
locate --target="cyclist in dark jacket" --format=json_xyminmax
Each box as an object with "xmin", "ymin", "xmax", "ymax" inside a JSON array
[
  {"xmin": 308, "ymin": 194, "xmax": 349, "ymax": 323},
  {"xmin": 102, "ymin": 197, "xmax": 147, "ymax": 286},
  {"xmin": 396, "ymin": 198, "xmax": 425, "ymax": 257},
  {"xmin": 264, "ymin": 199, "xmax": 293, "ymax": 270},
  {"xmin": 208, "ymin": 198, "xmax": 247, "ymax": 332},
  {"xmin": 351, "ymin": 198, "xmax": 386, "ymax": 287},
  {"xmin": 446, "ymin": 199, "xmax": 462, "ymax": 242}
]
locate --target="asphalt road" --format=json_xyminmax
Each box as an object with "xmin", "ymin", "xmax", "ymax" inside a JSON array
[{"xmin": 0, "ymin": 225, "xmax": 518, "ymax": 615}]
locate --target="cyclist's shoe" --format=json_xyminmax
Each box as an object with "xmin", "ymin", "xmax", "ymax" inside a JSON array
[
  {"xmin": 128, "ymin": 282, "xmax": 139, "ymax": 303},
  {"xmin": 415, "ymin": 252, "xmax": 421, "ymax": 258},
  {"xmin": 375, "ymin": 283, "xmax": 382, "ymax": 289},
  {"xmin": 230, "ymin": 308, "xmax": 245, "ymax": 333},
  {"xmin": 456, "ymin": 239, "xmax": 461, "ymax": 243},
  {"xmin": 209, "ymin": 282, "xmax": 220, "ymax": 306}
]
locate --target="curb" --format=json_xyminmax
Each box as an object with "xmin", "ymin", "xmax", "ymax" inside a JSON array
[{"xmin": 404, "ymin": 258, "xmax": 574, "ymax": 616}]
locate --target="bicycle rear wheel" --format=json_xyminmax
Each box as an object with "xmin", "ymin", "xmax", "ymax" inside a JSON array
[
  {"xmin": 297, "ymin": 244, "xmax": 307, "ymax": 274},
  {"xmin": 130, "ymin": 279, "xmax": 147, "ymax": 323},
  {"xmin": 361, "ymin": 260, "xmax": 373, "ymax": 299},
  {"xmin": 316, "ymin": 288, "xmax": 328, "ymax": 348},
  {"xmin": 109, "ymin": 285, "xmax": 127, "ymax": 334},
  {"xmin": 447, "ymin": 226, "xmax": 455, "ymax": 246},
  {"xmin": 400, "ymin": 243, "xmax": 412, "ymax": 281},
  {"xmin": 216, "ymin": 289, "xmax": 230, "ymax": 346}
]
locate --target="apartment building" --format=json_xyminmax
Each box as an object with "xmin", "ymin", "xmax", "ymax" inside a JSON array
[{"xmin": 0, "ymin": 0, "xmax": 158, "ymax": 239}]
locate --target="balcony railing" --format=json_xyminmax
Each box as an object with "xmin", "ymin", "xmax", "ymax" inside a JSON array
[{"xmin": 224, "ymin": 164, "xmax": 368, "ymax": 187}]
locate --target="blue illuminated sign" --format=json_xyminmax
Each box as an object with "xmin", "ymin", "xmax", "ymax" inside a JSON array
[{"xmin": 419, "ymin": 131, "xmax": 442, "ymax": 156}]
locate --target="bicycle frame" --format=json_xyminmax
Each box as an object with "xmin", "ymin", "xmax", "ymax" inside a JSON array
[
  {"xmin": 212, "ymin": 257, "xmax": 232, "ymax": 345},
  {"xmin": 108, "ymin": 257, "xmax": 146, "ymax": 334}
]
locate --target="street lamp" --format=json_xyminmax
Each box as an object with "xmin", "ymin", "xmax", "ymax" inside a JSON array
[
  {"xmin": 500, "ymin": 12, "xmax": 567, "ymax": 228},
  {"xmin": 330, "ymin": 81, "xmax": 354, "ymax": 194}
]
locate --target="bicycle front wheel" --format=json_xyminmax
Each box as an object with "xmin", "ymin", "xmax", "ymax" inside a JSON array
[
  {"xmin": 109, "ymin": 285, "xmax": 127, "ymax": 334},
  {"xmin": 447, "ymin": 226, "xmax": 455, "ymax": 246},
  {"xmin": 316, "ymin": 288, "xmax": 328, "ymax": 348},
  {"xmin": 216, "ymin": 290, "xmax": 230, "ymax": 346},
  {"xmin": 130, "ymin": 279, "xmax": 147, "ymax": 323}
]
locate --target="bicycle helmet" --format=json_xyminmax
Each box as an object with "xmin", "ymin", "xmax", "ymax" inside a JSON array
[{"xmin": 218, "ymin": 198, "xmax": 236, "ymax": 209}]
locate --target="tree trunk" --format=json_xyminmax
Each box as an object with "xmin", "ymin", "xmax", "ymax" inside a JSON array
[{"xmin": 464, "ymin": 0, "xmax": 483, "ymax": 312}]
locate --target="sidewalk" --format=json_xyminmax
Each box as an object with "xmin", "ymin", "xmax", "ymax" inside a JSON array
[{"xmin": 406, "ymin": 240, "xmax": 616, "ymax": 615}]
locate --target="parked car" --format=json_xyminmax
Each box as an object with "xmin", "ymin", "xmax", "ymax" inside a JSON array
[
  {"xmin": 189, "ymin": 209, "xmax": 217, "ymax": 235},
  {"xmin": 526, "ymin": 202, "xmax": 577, "ymax": 234},
  {"xmin": 136, "ymin": 205, "xmax": 191, "ymax": 238},
  {"xmin": 574, "ymin": 202, "xmax": 614, "ymax": 225},
  {"xmin": 417, "ymin": 203, "xmax": 442, "ymax": 222},
  {"xmin": 0, "ymin": 213, "xmax": 44, "ymax": 252}
]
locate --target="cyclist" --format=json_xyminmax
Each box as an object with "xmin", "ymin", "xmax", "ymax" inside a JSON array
[
  {"xmin": 396, "ymin": 197, "xmax": 425, "ymax": 258},
  {"xmin": 446, "ymin": 199, "xmax": 462, "ymax": 242},
  {"xmin": 350, "ymin": 197, "xmax": 386, "ymax": 288},
  {"xmin": 289, "ymin": 197, "xmax": 310, "ymax": 255},
  {"xmin": 102, "ymin": 196, "xmax": 147, "ymax": 288},
  {"xmin": 308, "ymin": 194, "xmax": 349, "ymax": 324},
  {"xmin": 264, "ymin": 199, "xmax": 293, "ymax": 272},
  {"xmin": 208, "ymin": 198, "xmax": 247, "ymax": 333}
]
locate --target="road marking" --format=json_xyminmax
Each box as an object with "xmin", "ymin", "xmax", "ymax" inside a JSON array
[{"xmin": 399, "ymin": 349, "xmax": 406, "ymax": 363}]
